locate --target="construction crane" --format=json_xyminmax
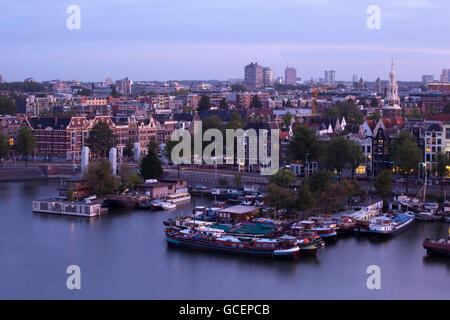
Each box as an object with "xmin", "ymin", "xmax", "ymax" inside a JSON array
[{"xmin": 311, "ymin": 85, "xmax": 337, "ymax": 115}]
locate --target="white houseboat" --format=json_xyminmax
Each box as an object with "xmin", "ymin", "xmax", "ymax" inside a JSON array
[{"xmin": 32, "ymin": 199, "xmax": 105, "ymax": 217}]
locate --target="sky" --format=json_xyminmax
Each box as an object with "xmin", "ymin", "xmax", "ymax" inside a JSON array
[{"xmin": 0, "ymin": 0, "xmax": 449, "ymax": 82}]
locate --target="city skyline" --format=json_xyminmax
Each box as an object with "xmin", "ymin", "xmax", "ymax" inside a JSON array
[{"xmin": 1, "ymin": 0, "xmax": 450, "ymax": 81}]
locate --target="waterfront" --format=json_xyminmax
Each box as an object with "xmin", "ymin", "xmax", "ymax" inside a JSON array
[{"xmin": 0, "ymin": 180, "xmax": 449, "ymax": 299}]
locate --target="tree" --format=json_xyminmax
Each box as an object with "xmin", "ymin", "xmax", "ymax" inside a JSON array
[
  {"xmin": 233, "ymin": 173, "xmax": 243, "ymax": 189},
  {"xmin": 197, "ymin": 95, "xmax": 211, "ymax": 114},
  {"xmin": 305, "ymin": 170, "xmax": 334, "ymax": 195},
  {"xmin": 370, "ymin": 98, "xmax": 379, "ymax": 108},
  {"xmin": 282, "ymin": 112, "xmax": 296, "ymax": 128},
  {"xmin": 390, "ymin": 132, "xmax": 422, "ymax": 194},
  {"xmin": 123, "ymin": 140, "xmax": 134, "ymax": 158},
  {"xmin": 295, "ymin": 181, "xmax": 314, "ymax": 218},
  {"xmin": 218, "ymin": 178, "xmax": 229, "ymax": 186},
  {"xmin": 86, "ymin": 122, "xmax": 118, "ymax": 158},
  {"xmin": 337, "ymin": 100, "xmax": 364, "ymax": 124},
  {"xmin": 288, "ymin": 125, "xmax": 322, "ymax": 163},
  {"xmin": 367, "ymin": 110, "xmax": 381, "ymax": 122},
  {"xmin": 326, "ymin": 136, "xmax": 351, "ymax": 181},
  {"xmin": 219, "ymin": 98, "xmax": 228, "ymax": 110},
  {"xmin": 119, "ymin": 166, "xmax": 144, "ymax": 192},
  {"xmin": 0, "ymin": 133, "xmax": 9, "ymax": 167},
  {"xmin": 249, "ymin": 95, "xmax": 262, "ymax": 109},
  {"xmin": 84, "ymin": 160, "xmax": 119, "ymax": 197},
  {"xmin": 265, "ymin": 183, "xmax": 296, "ymax": 219},
  {"xmin": 325, "ymin": 107, "xmax": 339, "ymax": 119},
  {"xmin": 66, "ymin": 188, "xmax": 75, "ymax": 202},
  {"xmin": 0, "ymin": 95, "xmax": 17, "ymax": 115},
  {"xmin": 347, "ymin": 140, "xmax": 365, "ymax": 180},
  {"xmin": 270, "ymin": 168, "xmax": 296, "ymax": 187},
  {"xmin": 16, "ymin": 126, "xmax": 35, "ymax": 167},
  {"xmin": 227, "ymin": 111, "xmax": 244, "ymax": 130},
  {"xmin": 164, "ymin": 138, "xmax": 180, "ymax": 164},
  {"xmin": 374, "ymin": 170, "xmax": 392, "ymax": 205},
  {"xmin": 140, "ymin": 145, "xmax": 163, "ymax": 180},
  {"xmin": 436, "ymin": 152, "xmax": 450, "ymax": 198}
]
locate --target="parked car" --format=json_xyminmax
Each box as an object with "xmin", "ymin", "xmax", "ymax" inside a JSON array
[{"xmin": 194, "ymin": 184, "xmax": 207, "ymax": 190}]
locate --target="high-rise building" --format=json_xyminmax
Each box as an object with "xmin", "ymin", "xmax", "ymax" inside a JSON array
[
  {"xmin": 324, "ymin": 70, "xmax": 335, "ymax": 85},
  {"xmin": 376, "ymin": 77, "xmax": 382, "ymax": 92},
  {"xmin": 352, "ymin": 74, "xmax": 358, "ymax": 83},
  {"xmin": 422, "ymin": 75, "xmax": 434, "ymax": 83},
  {"xmin": 0, "ymin": 74, "xmax": 3, "ymax": 83},
  {"xmin": 119, "ymin": 77, "xmax": 132, "ymax": 95},
  {"xmin": 244, "ymin": 63, "xmax": 264, "ymax": 88},
  {"xmin": 263, "ymin": 67, "xmax": 274, "ymax": 86},
  {"xmin": 440, "ymin": 69, "xmax": 450, "ymax": 83},
  {"xmin": 105, "ymin": 77, "xmax": 113, "ymax": 85},
  {"xmin": 284, "ymin": 67, "xmax": 297, "ymax": 85}
]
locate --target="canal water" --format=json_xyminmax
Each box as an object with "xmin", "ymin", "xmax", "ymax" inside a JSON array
[{"xmin": 0, "ymin": 180, "xmax": 448, "ymax": 299}]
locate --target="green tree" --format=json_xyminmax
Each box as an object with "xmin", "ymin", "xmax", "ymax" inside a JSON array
[
  {"xmin": 123, "ymin": 140, "xmax": 134, "ymax": 158},
  {"xmin": 86, "ymin": 122, "xmax": 118, "ymax": 158},
  {"xmin": 219, "ymin": 98, "xmax": 228, "ymax": 110},
  {"xmin": 84, "ymin": 160, "xmax": 119, "ymax": 197},
  {"xmin": 249, "ymin": 95, "xmax": 262, "ymax": 109},
  {"xmin": 66, "ymin": 188, "xmax": 75, "ymax": 202},
  {"xmin": 233, "ymin": 173, "xmax": 243, "ymax": 189},
  {"xmin": 325, "ymin": 107, "xmax": 339, "ymax": 119},
  {"xmin": 197, "ymin": 95, "xmax": 211, "ymax": 114},
  {"xmin": 367, "ymin": 110, "xmax": 381, "ymax": 122},
  {"xmin": 0, "ymin": 133, "xmax": 10, "ymax": 167},
  {"xmin": 337, "ymin": 100, "xmax": 364, "ymax": 124},
  {"xmin": 265, "ymin": 183, "xmax": 296, "ymax": 219},
  {"xmin": 390, "ymin": 132, "xmax": 422, "ymax": 194},
  {"xmin": 282, "ymin": 112, "xmax": 297, "ymax": 128},
  {"xmin": 374, "ymin": 170, "xmax": 392, "ymax": 205},
  {"xmin": 226, "ymin": 111, "xmax": 244, "ymax": 130},
  {"xmin": 0, "ymin": 95, "xmax": 17, "ymax": 115},
  {"xmin": 270, "ymin": 168, "xmax": 296, "ymax": 187},
  {"xmin": 119, "ymin": 166, "xmax": 144, "ymax": 192},
  {"xmin": 16, "ymin": 126, "xmax": 35, "ymax": 167},
  {"xmin": 295, "ymin": 181, "xmax": 314, "ymax": 218},
  {"xmin": 140, "ymin": 145, "xmax": 163, "ymax": 180},
  {"xmin": 326, "ymin": 136, "xmax": 351, "ymax": 181},
  {"xmin": 436, "ymin": 152, "xmax": 450, "ymax": 198},
  {"xmin": 218, "ymin": 177, "xmax": 229, "ymax": 186},
  {"xmin": 305, "ymin": 170, "xmax": 334, "ymax": 195},
  {"xmin": 288, "ymin": 125, "xmax": 322, "ymax": 163}
]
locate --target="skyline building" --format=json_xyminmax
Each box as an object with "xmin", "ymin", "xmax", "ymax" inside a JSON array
[
  {"xmin": 422, "ymin": 75, "xmax": 434, "ymax": 83},
  {"xmin": 324, "ymin": 70, "xmax": 335, "ymax": 85},
  {"xmin": 244, "ymin": 62, "xmax": 264, "ymax": 88},
  {"xmin": 440, "ymin": 69, "xmax": 450, "ymax": 82},
  {"xmin": 284, "ymin": 67, "xmax": 296, "ymax": 85},
  {"xmin": 383, "ymin": 60, "xmax": 402, "ymax": 117},
  {"xmin": 263, "ymin": 67, "xmax": 274, "ymax": 86}
]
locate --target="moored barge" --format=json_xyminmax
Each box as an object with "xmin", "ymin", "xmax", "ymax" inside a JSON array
[{"xmin": 165, "ymin": 226, "xmax": 300, "ymax": 259}]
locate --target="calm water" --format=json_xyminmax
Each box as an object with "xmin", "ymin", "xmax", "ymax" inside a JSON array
[{"xmin": 0, "ymin": 180, "xmax": 448, "ymax": 299}]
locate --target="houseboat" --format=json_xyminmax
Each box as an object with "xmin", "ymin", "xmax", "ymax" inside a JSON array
[
  {"xmin": 423, "ymin": 230, "xmax": 450, "ymax": 257},
  {"xmin": 166, "ymin": 192, "xmax": 191, "ymax": 204},
  {"xmin": 165, "ymin": 225, "xmax": 300, "ymax": 259},
  {"xmin": 355, "ymin": 212, "xmax": 415, "ymax": 236},
  {"xmin": 32, "ymin": 198, "xmax": 105, "ymax": 217},
  {"xmin": 415, "ymin": 211, "xmax": 442, "ymax": 221}
]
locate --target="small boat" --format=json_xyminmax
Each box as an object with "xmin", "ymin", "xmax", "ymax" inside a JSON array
[
  {"xmin": 423, "ymin": 230, "xmax": 450, "ymax": 257},
  {"xmin": 166, "ymin": 192, "xmax": 191, "ymax": 204},
  {"xmin": 415, "ymin": 211, "xmax": 442, "ymax": 221},
  {"xmin": 161, "ymin": 202, "xmax": 176, "ymax": 210},
  {"xmin": 355, "ymin": 212, "xmax": 415, "ymax": 236}
]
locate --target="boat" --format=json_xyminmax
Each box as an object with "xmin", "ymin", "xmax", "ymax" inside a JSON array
[
  {"xmin": 415, "ymin": 211, "xmax": 442, "ymax": 221},
  {"xmin": 166, "ymin": 192, "xmax": 191, "ymax": 204},
  {"xmin": 355, "ymin": 212, "xmax": 415, "ymax": 236},
  {"xmin": 165, "ymin": 225, "xmax": 300, "ymax": 259},
  {"xmin": 337, "ymin": 216, "xmax": 356, "ymax": 234},
  {"xmin": 423, "ymin": 229, "xmax": 450, "ymax": 257},
  {"xmin": 161, "ymin": 202, "xmax": 176, "ymax": 210},
  {"xmin": 32, "ymin": 198, "xmax": 106, "ymax": 217}
]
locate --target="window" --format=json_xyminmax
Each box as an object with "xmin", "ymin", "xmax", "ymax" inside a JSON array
[{"xmin": 446, "ymin": 128, "xmax": 450, "ymax": 139}]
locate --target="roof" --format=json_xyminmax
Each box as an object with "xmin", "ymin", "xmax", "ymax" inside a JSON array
[
  {"xmin": 28, "ymin": 116, "xmax": 72, "ymax": 130},
  {"xmin": 199, "ymin": 110, "xmax": 247, "ymax": 122},
  {"xmin": 425, "ymin": 114, "xmax": 450, "ymax": 123},
  {"xmin": 219, "ymin": 205, "xmax": 258, "ymax": 215}
]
